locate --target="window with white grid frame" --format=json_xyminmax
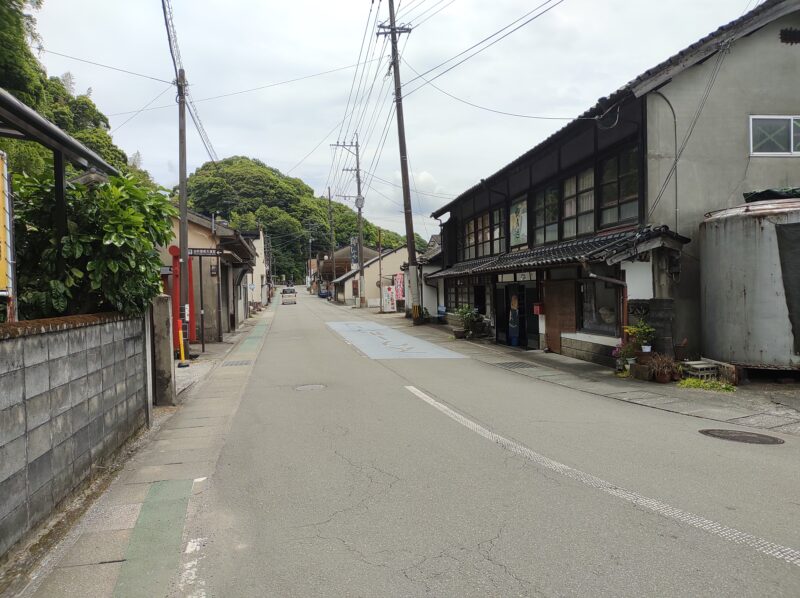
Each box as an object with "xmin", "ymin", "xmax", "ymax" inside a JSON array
[
  {"xmin": 750, "ymin": 116, "xmax": 800, "ymax": 155},
  {"xmin": 562, "ymin": 167, "xmax": 595, "ymax": 239}
]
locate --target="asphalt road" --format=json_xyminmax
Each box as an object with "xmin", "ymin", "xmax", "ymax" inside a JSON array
[{"xmin": 179, "ymin": 291, "xmax": 800, "ymax": 597}]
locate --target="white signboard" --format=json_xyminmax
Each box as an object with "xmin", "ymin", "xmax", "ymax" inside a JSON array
[{"xmin": 383, "ymin": 285, "xmax": 397, "ymax": 312}]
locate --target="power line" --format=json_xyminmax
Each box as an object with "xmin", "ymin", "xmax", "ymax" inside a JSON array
[
  {"xmin": 403, "ymin": 0, "xmax": 566, "ymax": 94},
  {"xmin": 363, "ymin": 169, "xmax": 455, "ymax": 199},
  {"xmin": 41, "ymin": 49, "xmax": 172, "ymax": 84},
  {"xmin": 106, "ymin": 58, "xmax": 383, "ymax": 117},
  {"xmin": 110, "ymin": 84, "xmax": 173, "ymax": 134},
  {"xmin": 412, "ymin": 0, "xmax": 456, "ymax": 28},
  {"xmin": 402, "ymin": 58, "xmax": 593, "ymax": 120}
]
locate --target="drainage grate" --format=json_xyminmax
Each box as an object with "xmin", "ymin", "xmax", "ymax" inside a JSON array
[
  {"xmin": 495, "ymin": 361, "xmax": 537, "ymax": 370},
  {"xmin": 222, "ymin": 360, "xmax": 252, "ymax": 367},
  {"xmin": 699, "ymin": 429, "xmax": 784, "ymax": 445},
  {"xmin": 295, "ymin": 384, "xmax": 326, "ymax": 391}
]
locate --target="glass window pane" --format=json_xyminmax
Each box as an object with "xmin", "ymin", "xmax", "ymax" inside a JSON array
[
  {"xmin": 601, "ymin": 207, "xmax": 617, "ymax": 225},
  {"xmin": 601, "ymin": 183, "xmax": 619, "ymax": 206},
  {"xmin": 545, "ymin": 223, "xmax": 558, "ymax": 242},
  {"xmin": 620, "ymin": 200, "xmax": 639, "ymax": 221},
  {"xmin": 752, "ymin": 118, "xmax": 791, "ymax": 153},
  {"xmin": 534, "ymin": 228, "xmax": 544, "ymax": 246},
  {"xmin": 534, "ymin": 191, "xmax": 544, "ymax": 210},
  {"xmin": 545, "ymin": 188, "xmax": 559, "ymax": 223},
  {"xmin": 578, "ymin": 190, "xmax": 594, "ymax": 213},
  {"xmin": 563, "ymin": 218, "xmax": 576, "ymax": 239},
  {"xmin": 563, "ymin": 176, "xmax": 576, "ymax": 198},
  {"xmin": 620, "ymin": 174, "xmax": 638, "ymax": 201},
  {"xmin": 794, "ymin": 119, "xmax": 800, "ymax": 152},
  {"xmin": 581, "ymin": 281, "xmax": 618, "ymax": 336},
  {"xmin": 601, "ymin": 158, "xmax": 617, "ymax": 183},
  {"xmin": 578, "ymin": 168, "xmax": 594, "ymax": 191},
  {"xmin": 619, "ymin": 147, "xmax": 638, "ymax": 175},
  {"xmin": 578, "ymin": 213, "xmax": 594, "ymax": 234},
  {"xmin": 564, "ymin": 196, "xmax": 576, "ymax": 218}
]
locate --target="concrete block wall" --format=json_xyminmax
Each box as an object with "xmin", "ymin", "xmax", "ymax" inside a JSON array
[{"xmin": 0, "ymin": 314, "xmax": 146, "ymax": 558}]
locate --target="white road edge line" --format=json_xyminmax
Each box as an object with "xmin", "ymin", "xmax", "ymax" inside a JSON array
[{"xmin": 404, "ymin": 385, "xmax": 800, "ymax": 568}]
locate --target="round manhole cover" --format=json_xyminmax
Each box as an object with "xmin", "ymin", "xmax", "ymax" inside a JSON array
[
  {"xmin": 699, "ymin": 429, "xmax": 784, "ymax": 445},
  {"xmin": 295, "ymin": 384, "xmax": 326, "ymax": 392}
]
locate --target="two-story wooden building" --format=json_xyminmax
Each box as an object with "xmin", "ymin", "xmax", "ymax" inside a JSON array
[{"xmin": 429, "ymin": 0, "xmax": 800, "ymax": 366}]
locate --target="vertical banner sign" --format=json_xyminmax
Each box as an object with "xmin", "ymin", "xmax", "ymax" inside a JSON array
[
  {"xmin": 0, "ymin": 152, "xmax": 12, "ymax": 297},
  {"xmin": 350, "ymin": 236, "xmax": 358, "ymax": 267},
  {"xmin": 395, "ymin": 272, "xmax": 405, "ymax": 301}
]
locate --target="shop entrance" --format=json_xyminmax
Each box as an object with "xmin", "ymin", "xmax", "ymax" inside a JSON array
[{"xmin": 497, "ymin": 283, "xmax": 539, "ymax": 348}]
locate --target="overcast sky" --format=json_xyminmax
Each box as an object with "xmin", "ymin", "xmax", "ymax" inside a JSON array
[{"xmin": 34, "ymin": 0, "xmax": 755, "ymax": 238}]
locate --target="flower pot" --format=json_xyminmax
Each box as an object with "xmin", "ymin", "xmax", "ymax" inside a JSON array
[
  {"xmin": 641, "ymin": 345, "xmax": 652, "ymax": 353},
  {"xmin": 654, "ymin": 371, "xmax": 671, "ymax": 383},
  {"xmin": 453, "ymin": 328, "xmax": 466, "ymax": 339},
  {"xmin": 635, "ymin": 351, "xmax": 653, "ymax": 366}
]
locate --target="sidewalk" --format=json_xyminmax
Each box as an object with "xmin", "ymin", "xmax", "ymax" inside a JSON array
[
  {"xmin": 330, "ymin": 304, "xmax": 800, "ymax": 437},
  {"xmin": 7, "ymin": 306, "xmax": 275, "ymax": 598}
]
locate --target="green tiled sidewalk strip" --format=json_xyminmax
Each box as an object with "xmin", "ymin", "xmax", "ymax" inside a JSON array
[{"xmin": 113, "ymin": 480, "xmax": 193, "ymax": 598}]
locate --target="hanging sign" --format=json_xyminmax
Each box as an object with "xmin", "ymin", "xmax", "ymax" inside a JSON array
[
  {"xmin": 350, "ymin": 236, "xmax": 358, "ymax": 267},
  {"xmin": 188, "ymin": 247, "xmax": 223, "ymax": 257}
]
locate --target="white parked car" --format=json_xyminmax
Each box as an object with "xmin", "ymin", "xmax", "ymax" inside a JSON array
[{"xmin": 281, "ymin": 287, "xmax": 297, "ymax": 305}]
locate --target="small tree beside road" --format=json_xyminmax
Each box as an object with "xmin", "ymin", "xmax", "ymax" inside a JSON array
[{"xmin": 13, "ymin": 173, "xmax": 176, "ymax": 319}]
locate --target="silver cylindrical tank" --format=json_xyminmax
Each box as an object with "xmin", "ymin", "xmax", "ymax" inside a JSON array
[{"xmin": 700, "ymin": 199, "xmax": 800, "ymax": 369}]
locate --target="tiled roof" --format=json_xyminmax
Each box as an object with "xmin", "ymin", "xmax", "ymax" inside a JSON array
[
  {"xmin": 428, "ymin": 226, "xmax": 689, "ymax": 278},
  {"xmin": 432, "ymin": 0, "xmax": 796, "ymax": 219},
  {"xmin": 419, "ymin": 234, "xmax": 442, "ymax": 264},
  {"xmin": 425, "ymin": 256, "xmax": 499, "ymax": 280}
]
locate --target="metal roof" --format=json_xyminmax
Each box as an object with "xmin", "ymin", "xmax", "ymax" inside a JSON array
[
  {"xmin": 432, "ymin": 0, "xmax": 799, "ymax": 219},
  {"xmin": 0, "ymin": 87, "xmax": 119, "ymax": 175}
]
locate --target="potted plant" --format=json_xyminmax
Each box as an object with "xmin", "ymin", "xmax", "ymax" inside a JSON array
[
  {"xmin": 453, "ymin": 305, "xmax": 478, "ymax": 339},
  {"xmin": 648, "ymin": 353, "xmax": 677, "ymax": 383},
  {"xmin": 624, "ymin": 320, "xmax": 656, "ymax": 352},
  {"xmin": 612, "ymin": 341, "xmax": 637, "ymax": 371}
]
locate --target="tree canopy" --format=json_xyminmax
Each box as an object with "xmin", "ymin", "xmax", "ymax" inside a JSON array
[{"xmin": 187, "ymin": 156, "xmax": 415, "ymax": 282}]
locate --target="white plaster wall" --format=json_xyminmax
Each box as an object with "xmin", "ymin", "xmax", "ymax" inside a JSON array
[{"xmin": 622, "ymin": 261, "xmax": 654, "ymax": 300}]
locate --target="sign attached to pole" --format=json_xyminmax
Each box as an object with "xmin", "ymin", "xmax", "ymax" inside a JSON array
[
  {"xmin": 188, "ymin": 247, "xmax": 223, "ymax": 257},
  {"xmin": 349, "ymin": 236, "xmax": 358, "ymax": 267},
  {"xmin": 0, "ymin": 152, "xmax": 14, "ymax": 300}
]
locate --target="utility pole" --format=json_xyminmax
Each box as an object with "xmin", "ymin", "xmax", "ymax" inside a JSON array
[
  {"xmin": 328, "ymin": 186, "xmax": 336, "ymax": 284},
  {"xmin": 333, "ymin": 135, "xmax": 365, "ymax": 308},
  {"xmin": 380, "ymin": 0, "xmax": 420, "ymax": 323},
  {"xmin": 177, "ymin": 67, "xmax": 191, "ymax": 355},
  {"xmin": 378, "ymin": 229, "xmax": 383, "ymax": 313}
]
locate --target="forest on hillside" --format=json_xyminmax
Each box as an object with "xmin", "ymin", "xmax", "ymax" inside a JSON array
[{"xmin": 185, "ymin": 156, "xmax": 425, "ymax": 281}]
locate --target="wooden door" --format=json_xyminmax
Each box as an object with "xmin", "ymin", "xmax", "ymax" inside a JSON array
[{"xmin": 543, "ymin": 281, "xmax": 577, "ymax": 354}]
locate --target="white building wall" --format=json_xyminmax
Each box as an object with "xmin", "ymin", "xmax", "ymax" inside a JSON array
[{"xmin": 622, "ymin": 261, "xmax": 653, "ymax": 300}]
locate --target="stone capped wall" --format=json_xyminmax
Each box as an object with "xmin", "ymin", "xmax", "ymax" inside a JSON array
[{"xmin": 0, "ymin": 314, "xmax": 146, "ymax": 558}]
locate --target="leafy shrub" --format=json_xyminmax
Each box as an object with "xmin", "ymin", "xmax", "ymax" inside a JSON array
[{"xmin": 13, "ymin": 173, "xmax": 176, "ymax": 318}]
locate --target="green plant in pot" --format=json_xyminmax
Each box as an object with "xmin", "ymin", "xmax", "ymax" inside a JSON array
[
  {"xmin": 454, "ymin": 305, "xmax": 479, "ymax": 339},
  {"xmin": 624, "ymin": 320, "xmax": 656, "ymax": 352},
  {"xmin": 648, "ymin": 353, "xmax": 677, "ymax": 383}
]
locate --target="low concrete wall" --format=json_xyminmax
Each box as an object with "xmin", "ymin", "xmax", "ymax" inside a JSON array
[
  {"xmin": 0, "ymin": 313, "xmax": 147, "ymax": 558},
  {"xmin": 561, "ymin": 336, "xmax": 616, "ymax": 368}
]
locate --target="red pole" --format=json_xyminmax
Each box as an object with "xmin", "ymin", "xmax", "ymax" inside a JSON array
[
  {"xmin": 169, "ymin": 246, "xmax": 181, "ymax": 352},
  {"xmin": 188, "ymin": 256, "xmax": 197, "ymax": 343}
]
